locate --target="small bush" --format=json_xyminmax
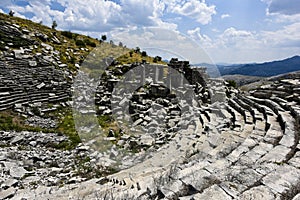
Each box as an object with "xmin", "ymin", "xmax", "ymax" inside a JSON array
[
  {"xmin": 70, "ymin": 56, "xmax": 76, "ymax": 64},
  {"xmin": 31, "ymin": 107, "xmax": 41, "ymax": 116},
  {"xmin": 141, "ymin": 51, "xmax": 147, "ymax": 57},
  {"xmin": 98, "ymin": 115, "xmax": 113, "ymax": 128},
  {"xmin": 75, "ymin": 40, "xmax": 86, "ymax": 47},
  {"xmin": 61, "ymin": 31, "xmax": 73, "ymax": 39},
  {"xmin": 84, "ymin": 39, "xmax": 96, "ymax": 47},
  {"xmin": 227, "ymin": 80, "xmax": 237, "ymax": 88},
  {"xmin": 153, "ymin": 56, "xmax": 162, "ymax": 63}
]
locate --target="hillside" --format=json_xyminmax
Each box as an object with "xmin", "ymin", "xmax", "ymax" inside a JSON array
[
  {"xmin": 221, "ymin": 74, "xmax": 264, "ymax": 86},
  {"xmin": 0, "ymin": 12, "xmax": 165, "ymax": 142},
  {"xmin": 218, "ymin": 55, "xmax": 300, "ymax": 77}
]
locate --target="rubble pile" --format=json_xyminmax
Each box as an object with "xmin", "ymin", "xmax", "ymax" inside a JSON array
[{"xmin": 0, "ymin": 16, "xmax": 300, "ymax": 200}]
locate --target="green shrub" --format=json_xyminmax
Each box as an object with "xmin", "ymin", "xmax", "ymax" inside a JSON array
[
  {"xmin": 227, "ymin": 80, "xmax": 237, "ymax": 88},
  {"xmin": 98, "ymin": 115, "xmax": 113, "ymax": 128},
  {"xmin": 153, "ymin": 56, "xmax": 162, "ymax": 63},
  {"xmin": 75, "ymin": 39, "xmax": 86, "ymax": 47},
  {"xmin": 141, "ymin": 51, "xmax": 147, "ymax": 57},
  {"xmin": 84, "ymin": 39, "xmax": 96, "ymax": 47},
  {"xmin": 61, "ymin": 31, "xmax": 73, "ymax": 39}
]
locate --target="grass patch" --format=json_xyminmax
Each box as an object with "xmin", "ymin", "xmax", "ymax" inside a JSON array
[
  {"xmin": 48, "ymin": 107, "xmax": 81, "ymax": 149},
  {"xmin": 0, "ymin": 106, "xmax": 80, "ymax": 150},
  {"xmin": 0, "ymin": 110, "xmax": 43, "ymax": 132}
]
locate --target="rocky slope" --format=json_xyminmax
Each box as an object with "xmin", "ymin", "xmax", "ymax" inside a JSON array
[{"xmin": 0, "ymin": 13, "xmax": 300, "ymax": 200}]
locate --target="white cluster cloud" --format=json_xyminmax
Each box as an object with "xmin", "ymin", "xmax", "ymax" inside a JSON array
[
  {"xmin": 222, "ymin": 27, "xmax": 252, "ymax": 38},
  {"xmin": 186, "ymin": 25, "xmax": 299, "ymax": 63},
  {"xmin": 169, "ymin": 0, "xmax": 216, "ymax": 24},
  {"xmin": 112, "ymin": 27, "xmax": 215, "ymax": 64},
  {"xmin": 187, "ymin": 27, "xmax": 213, "ymax": 48},
  {"xmin": 3, "ymin": 0, "xmax": 216, "ymax": 33},
  {"xmin": 260, "ymin": 0, "xmax": 300, "ymax": 58},
  {"xmin": 262, "ymin": 22, "xmax": 300, "ymax": 48},
  {"xmin": 7, "ymin": 0, "xmax": 124, "ymax": 32},
  {"xmin": 188, "ymin": 27, "xmax": 258, "ymax": 49}
]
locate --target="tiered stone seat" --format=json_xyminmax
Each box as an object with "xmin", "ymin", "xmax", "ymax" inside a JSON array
[
  {"xmin": 225, "ymin": 104, "xmax": 244, "ymax": 130},
  {"xmin": 228, "ymin": 99, "xmax": 247, "ymax": 124},
  {"xmin": 247, "ymin": 96, "xmax": 297, "ymax": 146},
  {"xmin": 1, "ymin": 47, "xmax": 298, "ymax": 198},
  {"xmin": 0, "ymin": 58, "xmax": 71, "ymax": 111}
]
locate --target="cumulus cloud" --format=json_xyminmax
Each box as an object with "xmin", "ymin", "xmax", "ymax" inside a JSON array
[
  {"xmin": 267, "ymin": 12, "xmax": 300, "ymax": 23},
  {"xmin": 120, "ymin": 0, "xmax": 159, "ymax": 26},
  {"xmin": 222, "ymin": 27, "xmax": 252, "ymax": 38},
  {"xmin": 60, "ymin": 0, "xmax": 123, "ymax": 31},
  {"xmin": 210, "ymin": 27, "xmax": 262, "ymax": 51},
  {"xmin": 3, "ymin": 0, "xmax": 183, "ymax": 33},
  {"xmin": 112, "ymin": 27, "xmax": 214, "ymax": 64},
  {"xmin": 187, "ymin": 27, "xmax": 213, "ymax": 48},
  {"xmin": 169, "ymin": 0, "xmax": 216, "ymax": 24},
  {"xmin": 261, "ymin": 22, "xmax": 300, "ymax": 47}
]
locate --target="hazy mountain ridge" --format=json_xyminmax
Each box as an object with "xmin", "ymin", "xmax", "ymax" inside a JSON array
[{"xmin": 218, "ymin": 55, "xmax": 300, "ymax": 77}]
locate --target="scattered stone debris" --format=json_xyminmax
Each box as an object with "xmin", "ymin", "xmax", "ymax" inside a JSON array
[
  {"xmin": 0, "ymin": 15, "xmax": 300, "ymax": 199},
  {"xmin": 25, "ymin": 116, "xmax": 57, "ymax": 129}
]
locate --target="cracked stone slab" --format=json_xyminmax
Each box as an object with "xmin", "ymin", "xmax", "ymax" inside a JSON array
[
  {"xmin": 288, "ymin": 151, "xmax": 300, "ymax": 168},
  {"xmin": 192, "ymin": 184, "xmax": 232, "ymax": 200},
  {"xmin": 0, "ymin": 188, "xmax": 16, "ymax": 199},
  {"xmin": 262, "ymin": 165, "xmax": 300, "ymax": 194},
  {"xmin": 239, "ymin": 186, "xmax": 276, "ymax": 200},
  {"xmin": 258, "ymin": 145, "xmax": 291, "ymax": 164}
]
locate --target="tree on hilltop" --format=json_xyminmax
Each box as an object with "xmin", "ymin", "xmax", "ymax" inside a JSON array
[
  {"xmin": 141, "ymin": 51, "xmax": 147, "ymax": 57},
  {"xmin": 52, "ymin": 20, "xmax": 57, "ymax": 29},
  {"xmin": 134, "ymin": 47, "xmax": 140, "ymax": 53},
  {"xmin": 101, "ymin": 35, "xmax": 107, "ymax": 41},
  {"xmin": 9, "ymin": 10, "xmax": 15, "ymax": 17}
]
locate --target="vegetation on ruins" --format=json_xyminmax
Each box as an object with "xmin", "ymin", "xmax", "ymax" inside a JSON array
[{"xmin": 0, "ymin": 12, "xmax": 165, "ymax": 150}]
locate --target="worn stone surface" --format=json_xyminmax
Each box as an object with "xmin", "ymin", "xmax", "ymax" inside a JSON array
[
  {"xmin": 239, "ymin": 186, "xmax": 276, "ymax": 200},
  {"xmin": 0, "ymin": 14, "xmax": 300, "ymax": 199}
]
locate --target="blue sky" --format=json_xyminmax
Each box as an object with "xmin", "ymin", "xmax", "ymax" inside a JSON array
[{"xmin": 0, "ymin": 0, "xmax": 300, "ymax": 64}]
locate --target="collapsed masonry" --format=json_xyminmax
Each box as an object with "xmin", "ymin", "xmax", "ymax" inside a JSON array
[
  {"xmin": 37, "ymin": 68, "xmax": 300, "ymax": 200},
  {"xmin": 70, "ymin": 58, "xmax": 300, "ymax": 199},
  {"xmin": 8, "ymin": 66, "xmax": 300, "ymax": 200},
  {"xmin": 0, "ymin": 17, "xmax": 300, "ymax": 200}
]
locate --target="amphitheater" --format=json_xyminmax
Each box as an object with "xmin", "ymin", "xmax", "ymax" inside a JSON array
[{"xmin": 0, "ymin": 17, "xmax": 300, "ymax": 200}]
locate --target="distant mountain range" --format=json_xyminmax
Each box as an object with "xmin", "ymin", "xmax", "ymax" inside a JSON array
[{"xmin": 216, "ymin": 55, "xmax": 300, "ymax": 77}]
